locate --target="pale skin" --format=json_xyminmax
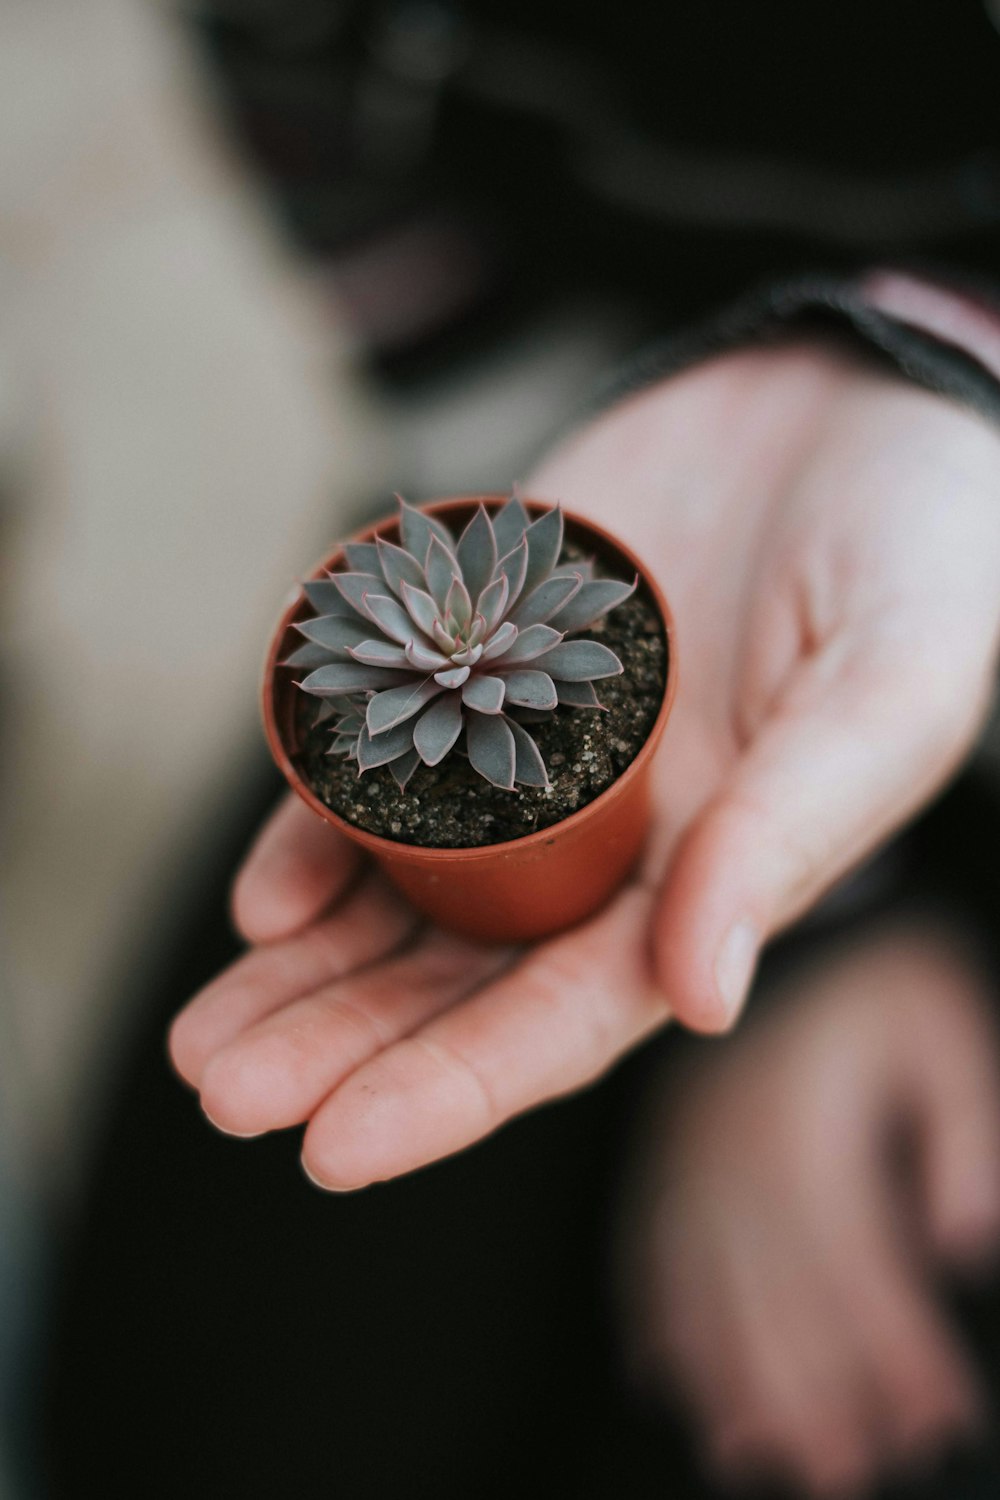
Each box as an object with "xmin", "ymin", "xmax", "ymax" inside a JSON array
[
  {"xmin": 169, "ymin": 340, "xmax": 1000, "ymax": 1190},
  {"xmin": 616, "ymin": 918, "xmax": 1000, "ymax": 1499}
]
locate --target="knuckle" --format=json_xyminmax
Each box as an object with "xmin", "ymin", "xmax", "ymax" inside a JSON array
[{"xmin": 414, "ymin": 1035, "xmax": 500, "ymax": 1129}]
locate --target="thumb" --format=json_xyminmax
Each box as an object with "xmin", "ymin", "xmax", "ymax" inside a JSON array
[{"xmin": 654, "ymin": 636, "xmax": 988, "ymax": 1033}]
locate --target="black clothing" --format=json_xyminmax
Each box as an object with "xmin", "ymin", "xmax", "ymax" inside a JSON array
[{"xmin": 195, "ymin": 1, "xmax": 1000, "ymax": 360}]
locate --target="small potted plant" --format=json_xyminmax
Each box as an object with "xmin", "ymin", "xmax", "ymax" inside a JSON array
[{"xmin": 262, "ymin": 492, "xmax": 676, "ymax": 942}]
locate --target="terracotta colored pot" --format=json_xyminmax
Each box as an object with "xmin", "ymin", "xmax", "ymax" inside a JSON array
[{"xmin": 262, "ymin": 496, "xmax": 676, "ymax": 943}]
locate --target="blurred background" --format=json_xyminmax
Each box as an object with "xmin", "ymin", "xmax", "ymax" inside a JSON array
[
  {"xmin": 5, "ymin": 2, "xmax": 1000, "ymax": 1495},
  {"xmin": 1, "ymin": 2, "xmax": 640, "ymax": 1491}
]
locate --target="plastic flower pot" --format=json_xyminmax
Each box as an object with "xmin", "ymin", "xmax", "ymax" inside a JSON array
[{"xmin": 262, "ymin": 496, "xmax": 676, "ymax": 943}]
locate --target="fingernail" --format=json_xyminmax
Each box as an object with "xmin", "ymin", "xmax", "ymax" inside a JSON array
[
  {"xmin": 201, "ymin": 1106, "xmax": 263, "ymax": 1140},
  {"xmin": 714, "ymin": 920, "xmax": 759, "ymax": 1027},
  {"xmin": 301, "ymin": 1159, "xmax": 356, "ymax": 1194}
]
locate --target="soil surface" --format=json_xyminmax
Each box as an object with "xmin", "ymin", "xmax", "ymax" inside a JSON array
[{"xmin": 294, "ymin": 586, "xmax": 667, "ymax": 849}]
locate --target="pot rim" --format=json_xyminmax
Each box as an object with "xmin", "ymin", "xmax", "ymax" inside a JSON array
[{"xmin": 261, "ymin": 494, "xmax": 677, "ymax": 864}]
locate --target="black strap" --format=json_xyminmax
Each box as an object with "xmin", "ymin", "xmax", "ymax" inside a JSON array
[{"xmin": 593, "ymin": 271, "xmax": 1000, "ymax": 427}]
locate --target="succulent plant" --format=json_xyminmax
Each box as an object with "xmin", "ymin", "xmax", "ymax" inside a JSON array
[{"xmin": 284, "ymin": 494, "xmax": 635, "ymax": 790}]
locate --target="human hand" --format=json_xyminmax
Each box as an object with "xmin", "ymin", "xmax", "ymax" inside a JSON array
[
  {"xmin": 170, "ymin": 342, "xmax": 1000, "ymax": 1188},
  {"xmin": 616, "ymin": 919, "xmax": 1000, "ymax": 1498}
]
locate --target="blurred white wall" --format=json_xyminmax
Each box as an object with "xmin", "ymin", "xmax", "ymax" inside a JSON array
[{"xmin": 0, "ymin": 0, "xmax": 388, "ymax": 1189}]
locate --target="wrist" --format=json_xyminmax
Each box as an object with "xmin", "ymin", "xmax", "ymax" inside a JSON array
[
  {"xmin": 596, "ymin": 270, "xmax": 1000, "ymax": 432},
  {"xmin": 859, "ymin": 269, "xmax": 1000, "ymax": 386}
]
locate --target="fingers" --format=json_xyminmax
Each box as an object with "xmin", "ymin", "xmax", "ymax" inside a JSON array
[
  {"xmin": 169, "ymin": 870, "xmax": 419, "ymax": 1090},
  {"xmin": 197, "ymin": 932, "xmax": 514, "ymax": 1139},
  {"xmin": 657, "ymin": 1198, "xmax": 980, "ymax": 1499},
  {"xmin": 654, "ymin": 1207, "xmax": 881, "ymax": 1500},
  {"xmin": 302, "ymin": 886, "xmax": 665, "ymax": 1189},
  {"xmin": 655, "ymin": 638, "xmax": 990, "ymax": 1032},
  {"xmin": 902, "ymin": 943, "xmax": 1000, "ymax": 1270},
  {"xmin": 831, "ymin": 1217, "xmax": 984, "ymax": 1472},
  {"xmin": 231, "ymin": 793, "xmax": 361, "ymax": 943},
  {"xmin": 684, "ymin": 1313, "xmax": 876, "ymax": 1498}
]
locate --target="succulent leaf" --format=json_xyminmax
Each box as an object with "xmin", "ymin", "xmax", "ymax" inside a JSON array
[
  {"xmin": 466, "ymin": 711, "xmax": 516, "ymax": 790},
  {"xmin": 424, "ymin": 534, "xmax": 458, "ymax": 613},
  {"xmin": 328, "ymin": 734, "xmax": 357, "ymax": 756},
  {"xmin": 548, "ymin": 576, "xmax": 637, "ymax": 634},
  {"xmin": 505, "ymin": 716, "xmax": 550, "ymax": 788},
  {"xmin": 348, "ymin": 639, "xmax": 410, "ymax": 668},
  {"xmin": 390, "ymin": 748, "xmax": 421, "ymax": 789},
  {"xmin": 363, "ymin": 592, "xmax": 421, "ymax": 646},
  {"xmin": 399, "ymin": 581, "xmax": 441, "ymax": 640},
  {"xmin": 376, "ymin": 535, "xmax": 426, "ymax": 597},
  {"xmin": 492, "ymin": 493, "xmax": 531, "ymax": 554},
  {"xmin": 456, "ymin": 505, "xmax": 498, "ymax": 602},
  {"xmin": 293, "ymin": 493, "xmax": 638, "ymax": 789},
  {"xmin": 304, "ymin": 579, "xmax": 356, "ymax": 616},
  {"xmin": 301, "ymin": 662, "xmax": 410, "ymax": 695},
  {"xmin": 432, "ymin": 619, "xmax": 456, "ymax": 653},
  {"xmin": 444, "ymin": 574, "xmax": 473, "ymax": 633},
  {"xmin": 282, "ymin": 641, "xmax": 339, "ymax": 669},
  {"xmin": 500, "ymin": 669, "xmax": 559, "ymax": 710},
  {"xmin": 367, "ymin": 678, "xmax": 442, "ymax": 736},
  {"xmin": 451, "ymin": 643, "xmax": 483, "ymax": 667},
  {"xmin": 332, "ymin": 571, "xmax": 386, "ymax": 617},
  {"xmin": 535, "ymin": 639, "xmax": 623, "ymax": 681},
  {"xmin": 508, "ymin": 572, "xmax": 582, "ymax": 628},
  {"xmin": 405, "ymin": 639, "xmax": 450, "ymax": 671},
  {"xmin": 297, "ymin": 615, "xmax": 371, "ymax": 654},
  {"xmin": 356, "ymin": 719, "xmax": 416, "ymax": 772},
  {"xmin": 334, "ymin": 711, "xmax": 366, "ymax": 734},
  {"xmin": 342, "ymin": 542, "xmax": 383, "ymax": 576},
  {"xmin": 496, "ymin": 536, "xmax": 529, "ymax": 608},
  {"xmin": 412, "ymin": 693, "xmax": 463, "ymax": 765},
  {"xmin": 556, "ymin": 680, "xmax": 605, "ymax": 709},
  {"xmin": 480, "ymin": 620, "xmax": 519, "ymax": 661},
  {"xmin": 476, "ymin": 574, "xmax": 509, "ymax": 635},
  {"xmin": 522, "ymin": 507, "xmax": 564, "ymax": 597},
  {"xmin": 434, "ymin": 664, "xmax": 471, "ymax": 689},
  {"xmin": 461, "ymin": 674, "xmax": 506, "ymax": 714},
  {"xmin": 489, "ymin": 623, "xmax": 562, "ymax": 665},
  {"xmin": 399, "ymin": 498, "xmax": 452, "ymax": 561}
]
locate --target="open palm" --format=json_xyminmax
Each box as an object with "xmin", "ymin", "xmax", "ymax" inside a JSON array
[{"xmin": 170, "ymin": 341, "xmax": 1000, "ymax": 1188}]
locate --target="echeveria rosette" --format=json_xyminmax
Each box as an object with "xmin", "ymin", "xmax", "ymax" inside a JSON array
[{"xmin": 284, "ymin": 494, "xmax": 635, "ymax": 790}]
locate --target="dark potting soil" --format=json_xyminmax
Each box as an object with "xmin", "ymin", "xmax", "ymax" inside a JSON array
[{"xmin": 294, "ymin": 590, "xmax": 667, "ymax": 849}]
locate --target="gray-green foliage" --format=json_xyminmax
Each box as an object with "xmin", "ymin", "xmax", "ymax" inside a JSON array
[{"xmin": 287, "ymin": 494, "xmax": 634, "ymax": 790}]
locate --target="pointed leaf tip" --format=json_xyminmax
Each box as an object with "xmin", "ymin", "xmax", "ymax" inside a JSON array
[
  {"xmin": 399, "ymin": 498, "xmax": 454, "ymax": 561},
  {"xmin": 548, "ymin": 576, "xmax": 637, "ymax": 634},
  {"xmin": 412, "ymin": 693, "xmax": 463, "ymax": 766},
  {"xmin": 457, "ymin": 504, "xmax": 498, "ymax": 603},
  {"xmin": 505, "ymin": 715, "xmax": 550, "ymax": 788},
  {"xmin": 536, "ymin": 639, "xmax": 623, "ymax": 681},
  {"xmin": 366, "ymin": 677, "xmax": 443, "ymax": 736},
  {"xmin": 521, "ymin": 505, "xmax": 564, "ymax": 597}
]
